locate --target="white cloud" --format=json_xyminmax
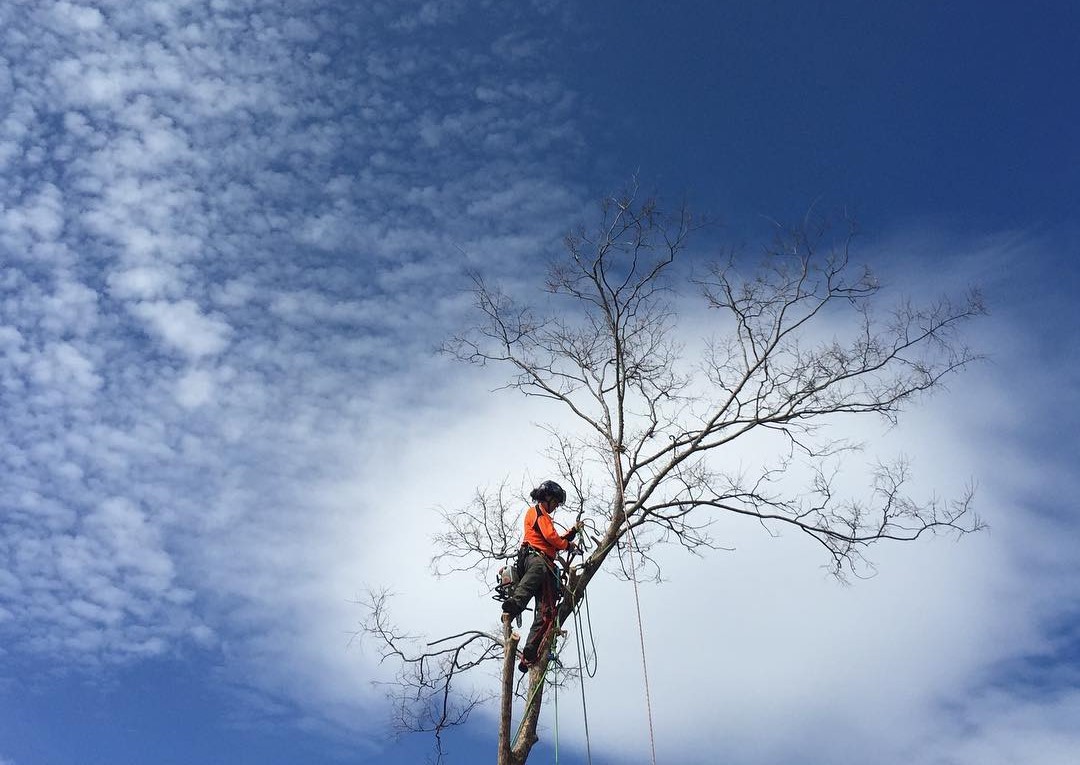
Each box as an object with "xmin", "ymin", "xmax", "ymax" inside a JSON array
[
  {"xmin": 131, "ymin": 299, "xmax": 232, "ymax": 358},
  {"xmin": 1, "ymin": 183, "xmax": 65, "ymax": 241},
  {"xmin": 328, "ymin": 267, "xmax": 1080, "ymax": 765},
  {"xmin": 52, "ymin": 1, "xmax": 106, "ymax": 32},
  {"xmin": 2, "ymin": 492, "xmax": 199, "ymax": 662},
  {"xmin": 107, "ymin": 265, "xmax": 180, "ymax": 300},
  {"xmin": 0, "ymin": 0, "xmax": 579, "ymax": 691},
  {"xmin": 28, "ymin": 341, "xmax": 102, "ymax": 393},
  {"xmin": 39, "ymin": 279, "xmax": 100, "ymax": 335},
  {"xmin": 924, "ymin": 688, "xmax": 1080, "ymax": 765},
  {"xmin": 175, "ymin": 366, "xmax": 215, "ymax": 409},
  {"xmin": 0, "ymin": 325, "xmax": 25, "ymax": 353}
]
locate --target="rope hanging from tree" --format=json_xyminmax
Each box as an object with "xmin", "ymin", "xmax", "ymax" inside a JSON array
[
  {"xmin": 623, "ymin": 521, "xmax": 658, "ymax": 765},
  {"xmin": 508, "ymin": 514, "xmax": 662, "ymax": 765},
  {"xmin": 572, "ymin": 590, "xmax": 595, "ymax": 765}
]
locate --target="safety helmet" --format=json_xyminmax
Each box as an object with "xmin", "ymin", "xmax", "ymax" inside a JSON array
[{"xmin": 533, "ymin": 480, "xmax": 567, "ymax": 506}]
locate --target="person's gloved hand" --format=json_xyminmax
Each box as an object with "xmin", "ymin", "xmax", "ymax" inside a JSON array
[{"xmin": 564, "ymin": 525, "xmax": 578, "ymax": 541}]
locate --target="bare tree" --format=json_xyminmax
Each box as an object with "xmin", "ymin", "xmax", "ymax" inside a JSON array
[{"xmin": 357, "ymin": 186, "xmax": 985, "ymax": 765}]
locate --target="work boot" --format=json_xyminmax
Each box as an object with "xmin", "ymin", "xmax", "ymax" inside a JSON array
[{"xmin": 518, "ymin": 647, "xmax": 538, "ymax": 673}]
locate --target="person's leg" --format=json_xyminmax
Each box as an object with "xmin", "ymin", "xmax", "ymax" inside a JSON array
[
  {"xmin": 520, "ymin": 569, "xmax": 555, "ymax": 664},
  {"xmin": 502, "ymin": 555, "xmax": 545, "ymax": 619}
]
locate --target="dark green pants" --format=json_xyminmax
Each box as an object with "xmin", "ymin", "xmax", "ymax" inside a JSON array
[{"xmin": 501, "ymin": 552, "xmax": 557, "ymax": 662}]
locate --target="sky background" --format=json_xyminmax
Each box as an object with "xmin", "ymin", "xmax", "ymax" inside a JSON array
[{"xmin": 1, "ymin": 1, "xmax": 1078, "ymax": 764}]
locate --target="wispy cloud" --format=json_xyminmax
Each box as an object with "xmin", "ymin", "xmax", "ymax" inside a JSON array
[{"xmin": 0, "ymin": 0, "xmax": 582, "ymax": 705}]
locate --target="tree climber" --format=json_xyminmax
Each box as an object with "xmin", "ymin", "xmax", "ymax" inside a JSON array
[{"xmin": 501, "ymin": 480, "xmax": 579, "ymax": 672}]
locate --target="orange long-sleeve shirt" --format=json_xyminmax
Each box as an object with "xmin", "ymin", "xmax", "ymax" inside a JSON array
[{"xmin": 523, "ymin": 504, "xmax": 569, "ymax": 559}]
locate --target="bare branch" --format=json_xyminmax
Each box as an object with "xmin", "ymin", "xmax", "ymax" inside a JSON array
[
  {"xmin": 362, "ymin": 195, "xmax": 985, "ymax": 763},
  {"xmin": 353, "ymin": 589, "xmax": 503, "ymax": 762},
  {"xmin": 431, "ymin": 482, "xmax": 521, "ymax": 579}
]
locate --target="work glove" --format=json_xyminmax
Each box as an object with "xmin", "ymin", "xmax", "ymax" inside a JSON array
[{"xmin": 564, "ymin": 525, "xmax": 578, "ymax": 541}]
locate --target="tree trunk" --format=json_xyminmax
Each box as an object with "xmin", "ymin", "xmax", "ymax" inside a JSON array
[
  {"xmin": 507, "ymin": 627, "xmax": 560, "ymax": 764},
  {"xmin": 498, "ymin": 620, "xmax": 520, "ymax": 765}
]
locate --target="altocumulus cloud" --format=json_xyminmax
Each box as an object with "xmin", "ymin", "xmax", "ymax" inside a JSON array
[{"xmin": 0, "ymin": 0, "xmax": 585, "ymax": 732}]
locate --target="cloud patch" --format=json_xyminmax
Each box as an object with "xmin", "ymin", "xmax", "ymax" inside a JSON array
[
  {"xmin": 131, "ymin": 299, "xmax": 231, "ymax": 358},
  {"xmin": 0, "ymin": 0, "xmax": 585, "ymax": 730}
]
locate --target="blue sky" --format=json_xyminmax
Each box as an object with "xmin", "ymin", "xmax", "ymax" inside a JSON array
[{"xmin": 1, "ymin": 1, "xmax": 1078, "ymax": 764}]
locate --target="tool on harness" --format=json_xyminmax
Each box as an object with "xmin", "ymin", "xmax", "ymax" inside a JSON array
[
  {"xmin": 495, "ymin": 561, "xmax": 517, "ymax": 599},
  {"xmin": 493, "ymin": 544, "xmax": 531, "ymax": 602}
]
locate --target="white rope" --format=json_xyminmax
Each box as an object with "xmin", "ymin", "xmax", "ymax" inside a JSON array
[{"xmin": 624, "ymin": 522, "xmax": 657, "ymax": 765}]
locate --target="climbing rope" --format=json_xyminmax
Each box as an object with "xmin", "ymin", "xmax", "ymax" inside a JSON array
[
  {"xmin": 624, "ymin": 522, "xmax": 658, "ymax": 765},
  {"xmin": 515, "ymin": 530, "xmax": 598, "ymax": 765},
  {"xmin": 507, "ymin": 515, "xmax": 660, "ymax": 765},
  {"xmin": 572, "ymin": 592, "xmax": 594, "ymax": 765},
  {"xmin": 573, "ymin": 587, "xmax": 598, "ymax": 678},
  {"xmin": 553, "ymin": 636, "xmax": 560, "ymax": 765},
  {"xmin": 512, "ymin": 564, "xmax": 562, "ymax": 746}
]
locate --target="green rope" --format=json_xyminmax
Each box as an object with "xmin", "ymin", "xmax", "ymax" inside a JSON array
[
  {"xmin": 512, "ymin": 566, "xmax": 563, "ymax": 746},
  {"xmin": 511, "ymin": 548, "xmax": 598, "ymax": 764},
  {"xmin": 512, "ymin": 624, "xmax": 557, "ymax": 744}
]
